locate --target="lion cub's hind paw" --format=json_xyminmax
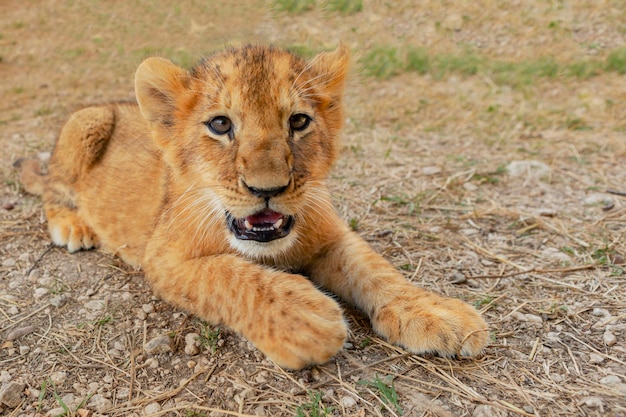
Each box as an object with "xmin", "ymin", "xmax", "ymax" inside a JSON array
[{"xmin": 48, "ymin": 213, "xmax": 98, "ymax": 253}]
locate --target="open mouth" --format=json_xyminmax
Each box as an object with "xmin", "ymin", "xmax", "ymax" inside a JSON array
[{"xmin": 227, "ymin": 208, "xmax": 294, "ymax": 242}]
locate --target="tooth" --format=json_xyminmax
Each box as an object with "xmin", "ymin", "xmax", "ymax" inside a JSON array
[
  {"xmin": 274, "ymin": 218, "xmax": 283, "ymax": 229},
  {"xmin": 244, "ymin": 219, "xmax": 253, "ymax": 230}
]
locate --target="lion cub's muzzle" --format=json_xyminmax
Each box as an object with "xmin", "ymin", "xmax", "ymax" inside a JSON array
[{"xmin": 227, "ymin": 208, "xmax": 295, "ymax": 242}]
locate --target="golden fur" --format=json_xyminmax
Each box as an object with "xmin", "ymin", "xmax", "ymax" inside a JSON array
[{"xmin": 18, "ymin": 45, "xmax": 488, "ymax": 369}]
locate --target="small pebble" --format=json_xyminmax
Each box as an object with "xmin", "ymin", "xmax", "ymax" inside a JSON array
[
  {"xmin": 449, "ymin": 271, "xmax": 467, "ymax": 284},
  {"xmin": 463, "ymin": 182, "xmax": 478, "ymax": 191},
  {"xmin": 506, "ymin": 160, "xmax": 550, "ymax": 178},
  {"xmin": 599, "ymin": 375, "xmax": 622, "ymax": 386},
  {"xmin": 146, "ymin": 357, "xmax": 159, "ymax": 368},
  {"xmin": 341, "ymin": 395, "xmax": 357, "ymax": 408},
  {"xmin": 589, "ymin": 353, "xmax": 605, "ymax": 364},
  {"xmin": 6, "ymin": 325, "xmax": 36, "ymax": 341},
  {"xmin": 0, "ymin": 381, "xmax": 25, "ymax": 407},
  {"xmin": 47, "ymin": 406, "xmax": 67, "ymax": 416},
  {"xmin": 34, "ymin": 287, "xmax": 49, "ymax": 299},
  {"xmin": 142, "ymin": 303, "xmax": 154, "ymax": 314},
  {"xmin": 50, "ymin": 371, "xmax": 67, "ymax": 386},
  {"xmin": 473, "ymin": 404, "xmax": 507, "ymax": 417},
  {"xmin": 184, "ymin": 333, "xmax": 200, "ymax": 356},
  {"xmin": 84, "ymin": 299, "xmax": 105, "ymax": 310},
  {"xmin": 603, "ymin": 330, "xmax": 617, "ymax": 346},
  {"xmin": 89, "ymin": 394, "xmax": 113, "ymax": 413},
  {"xmin": 144, "ymin": 402, "xmax": 161, "ymax": 415},
  {"xmin": 0, "ymin": 371, "xmax": 11, "ymax": 383},
  {"xmin": 422, "ymin": 166, "xmax": 441, "ymax": 176},
  {"xmin": 144, "ymin": 335, "xmax": 172, "ymax": 355},
  {"xmin": 578, "ymin": 396, "xmax": 603, "ymax": 410},
  {"xmin": 19, "ymin": 345, "xmax": 30, "ymax": 355},
  {"xmin": 50, "ymin": 295, "xmax": 67, "ymax": 308},
  {"xmin": 61, "ymin": 393, "xmax": 77, "ymax": 409},
  {"xmin": 28, "ymin": 387, "xmax": 40, "ymax": 398},
  {"xmin": 2, "ymin": 258, "xmax": 16, "ymax": 267}
]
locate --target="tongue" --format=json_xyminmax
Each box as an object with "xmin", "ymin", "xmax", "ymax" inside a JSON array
[{"xmin": 246, "ymin": 208, "xmax": 283, "ymax": 225}]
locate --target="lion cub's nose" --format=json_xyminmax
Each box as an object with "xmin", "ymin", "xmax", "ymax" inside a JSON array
[{"xmin": 243, "ymin": 182, "xmax": 289, "ymax": 199}]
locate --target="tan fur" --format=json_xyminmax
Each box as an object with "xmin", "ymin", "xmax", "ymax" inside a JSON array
[{"xmin": 18, "ymin": 45, "xmax": 488, "ymax": 369}]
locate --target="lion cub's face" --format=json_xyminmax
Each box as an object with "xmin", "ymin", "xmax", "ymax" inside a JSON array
[{"xmin": 135, "ymin": 45, "xmax": 349, "ymax": 258}]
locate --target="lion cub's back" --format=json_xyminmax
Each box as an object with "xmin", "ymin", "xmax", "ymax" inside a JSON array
[{"xmin": 75, "ymin": 103, "xmax": 164, "ymax": 266}]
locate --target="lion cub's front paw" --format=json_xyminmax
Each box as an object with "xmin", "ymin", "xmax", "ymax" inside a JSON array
[
  {"xmin": 252, "ymin": 285, "xmax": 347, "ymax": 370},
  {"xmin": 47, "ymin": 208, "xmax": 98, "ymax": 253},
  {"xmin": 372, "ymin": 290, "xmax": 488, "ymax": 357}
]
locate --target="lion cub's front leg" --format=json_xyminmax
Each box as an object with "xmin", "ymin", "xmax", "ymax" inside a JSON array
[
  {"xmin": 143, "ymin": 240, "xmax": 347, "ymax": 369},
  {"xmin": 308, "ymin": 228, "xmax": 489, "ymax": 357}
]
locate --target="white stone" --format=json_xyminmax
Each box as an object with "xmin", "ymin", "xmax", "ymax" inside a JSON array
[
  {"xmin": 89, "ymin": 393, "xmax": 113, "ymax": 413},
  {"xmin": 34, "ymin": 287, "xmax": 49, "ymax": 298},
  {"xmin": 599, "ymin": 375, "xmax": 622, "ymax": 386},
  {"xmin": 584, "ymin": 193, "xmax": 613, "ymax": 207},
  {"xmin": 340, "ymin": 395, "xmax": 357, "ymax": 408},
  {"xmin": 603, "ymin": 330, "xmax": 617, "ymax": 346},
  {"xmin": 184, "ymin": 333, "xmax": 200, "ymax": 356},
  {"xmin": 50, "ymin": 371, "xmax": 67, "ymax": 386},
  {"xmin": 589, "ymin": 353, "xmax": 605, "ymax": 364},
  {"xmin": 2, "ymin": 258, "xmax": 16, "ymax": 267},
  {"xmin": 144, "ymin": 402, "xmax": 161, "ymax": 414},
  {"xmin": 578, "ymin": 396, "xmax": 603, "ymax": 410},
  {"xmin": 506, "ymin": 160, "xmax": 550, "ymax": 178},
  {"xmin": 422, "ymin": 166, "xmax": 442, "ymax": 176},
  {"xmin": 473, "ymin": 404, "xmax": 507, "ymax": 417},
  {"xmin": 50, "ymin": 295, "xmax": 67, "ymax": 308},
  {"xmin": 84, "ymin": 300, "xmax": 105, "ymax": 310}
]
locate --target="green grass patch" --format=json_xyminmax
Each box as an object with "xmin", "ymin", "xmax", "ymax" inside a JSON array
[
  {"xmin": 605, "ymin": 47, "xmax": 626, "ymax": 74},
  {"xmin": 273, "ymin": 0, "xmax": 362, "ymax": 14},
  {"xmin": 360, "ymin": 45, "xmax": 626, "ymax": 87},
  {"xmin": 358, "ymin": 374, "xmax": 403, "ymax": 415},
  {"xmin": 273, "ymin": 0, "xmax": 315, "ymax": 13},
  {"xmin": 325, "ymin": 0, "xmax": 363, "ymax": 14},
  {"xmin": 195, "ymin": 320, "xmax": 221, "ymax": 354},
  {"xmin": 361, "ymin": 46, "xmax": 403, "ymax": 78},
  {"xmin": 295, "ymin": 390, "xmax": 334, "ymax": 417}
]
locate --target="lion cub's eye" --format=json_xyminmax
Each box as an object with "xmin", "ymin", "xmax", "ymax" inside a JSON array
[
  {"xmin": 289, "ymin": 113, "xmax": 311, "ymax": 132},
  {"xmin": 206, "ymin": 116, "xmax": 232, "ymax": 136}
]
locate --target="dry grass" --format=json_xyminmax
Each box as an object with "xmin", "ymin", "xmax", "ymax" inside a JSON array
[{"xmin": 1, "ymin": 1, "xmax": 625, "ymax": 416}]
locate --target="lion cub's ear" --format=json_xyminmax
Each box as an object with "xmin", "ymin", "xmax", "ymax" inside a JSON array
[
  {"xmin": 135, "ymin": 57, "xmax": 188, "ymax": 128},
  {"xmin": 309, "ymin": 44, "xmax": 350, "ymax": 101}
]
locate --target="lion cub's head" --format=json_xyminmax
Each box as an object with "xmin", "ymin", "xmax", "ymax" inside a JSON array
[{"xmin": 135, "ymin": 45, "xmax": 349, "ymax": 258}]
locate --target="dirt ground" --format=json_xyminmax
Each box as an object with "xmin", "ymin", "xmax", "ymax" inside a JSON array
[{"xmin": 1, "ymin": 1, "xmax": 625, "ymax": 416}]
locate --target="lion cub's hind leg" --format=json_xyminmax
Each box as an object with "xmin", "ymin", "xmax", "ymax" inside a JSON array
[
  {"xmin": 43, "ymin": 106, "xmax": 116, "ymax": 253},
  {"xmin": 45, "ymin": 205, "xmax": 98, "ymax": 252}
]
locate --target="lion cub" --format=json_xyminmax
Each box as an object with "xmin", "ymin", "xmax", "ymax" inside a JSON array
[{"xmin": 19, "ymin": 45, "xmax": 488, "ymax": 369}]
